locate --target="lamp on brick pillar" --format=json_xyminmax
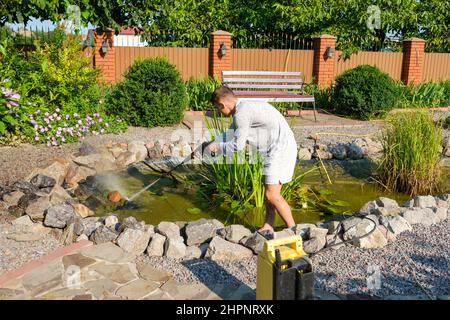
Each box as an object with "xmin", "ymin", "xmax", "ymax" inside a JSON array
[
  {"xmin": 210, "ymin": 30, "xmax": 232, "ymax": 80},
  {"xmin": 92, "ymin": 28, "xmax": 116, "ymax": 83},
  {"xmin": 401, "ymin": 37, "xmax": 425, "ymax": 85},
  {"xmin": 313, "ymin": 34, "xmax": 336, "ymax": 88}
]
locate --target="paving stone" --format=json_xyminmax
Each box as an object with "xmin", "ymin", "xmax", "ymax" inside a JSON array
[
  {"xmin": 6, "ymin": 231, "xmax": 45, "ymax": 242},
  {"xmin": 136, "ymin": 262, "xmax": 172, "ymax": 282},
  {"xmin": 115, "ymin": 279, "xmax": 160, "ymax": 299},
  {"xmin": 80, "ymin": 242, "xmax": 134, "ymax": 263},
  {"xmin": 160, "ymin": 279, "xmax": 213, "ymax": 300},
  {"xmin": 22, "ymin": 260, "xmax": 64, "ymax": 296},
  {"xmin": 0, "ymin": 288, "xmax": 25, "ymax": 297},
  {"xmin": 83, "ymin": 278, "xmax": 118, "ymax": 300},
  {"xmin": 143, "ymin": 288, "xmax": 173, "ymax": 300},
  {"xmin": 62, "ymin": 253, "xmax": 97, "ymax": 270},
  {"xmin": 40, "ymin": 287, "xmax": 87, "ymax": 300},
  {"xmin": 72, "ymin": 294, "xmax": 93, "ymax": 300},
  {"xmin": 88, "ymin": 262, "xmax": 137, "ymax": 284}
]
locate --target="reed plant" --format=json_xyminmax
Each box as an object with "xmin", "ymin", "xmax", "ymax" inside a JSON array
[
  {"xmin": 396, "ymin": 80, "xmax": 450, "ymax": 109},
  {"xmin": 378, "ymin": 110, "xmax": 442, "ymax": 196}
]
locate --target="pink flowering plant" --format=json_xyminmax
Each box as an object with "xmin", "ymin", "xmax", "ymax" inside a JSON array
[
  {"xmin": 0, "ymin": 84, "xmax": 28, "ymax": 136},
  {"xmin": 30, "ymin": 109, "xmax": 127, "ymax": 146}
]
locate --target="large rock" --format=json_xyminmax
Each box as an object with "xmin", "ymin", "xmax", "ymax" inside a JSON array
[
  {"xmin": 402, "ymin": 207, "xmax": 440, "ymax": 226},
  {"xmin": 59, "ymin": 223, "xmax": 76, "ymax": 245},
  {"xmin": 326, "ymin": 234, "xmax": 345, "ymax": 250},
  {"xmin": 115, "ymin": 151, "xmax": 136, "ymax": 168},
  {"xmin": 342, "ymin": 217, "xmax": 363, "ymax": 241},
  {"xmin": 104, "ymin": 215, "xmax": 119, "ymax": 228},
  {"xmin": 376, "ymin": 197, "xmax": 399, "ymax": 210},
  {"xmin": 12, "ymin": 180, "xmax": 38, "ymax": 194},
  {"xmin": 27, "ymin": 159, "xmax": 70, "ymax": 186},
  {"xmin": 352, "ymin": 219, "xmax": 387, "ymax": 248},
  {"xmin": 413, "ymin": 195, "xmax": 437, "ymax": 209},
  {"xmin": 205, "ymin": 236, "xmax": 253, "ymax": 261},
  {"xmin": 65, "ymin": 166, "xmax": 96, "ymax": 188},
  {"xmin": 433, "ymin": 207, "xmax": 448, "ymax": 222},
  {"xmin": 73, "ymin": 153, "xmax": 116, "ymax": 172},
  {"xmin": 435, "ymin": 194, "xmax": 450, "ymax": 208},
  {"xmin": 128, "ymin": 141, "xmax": 148, "ymax": 162},
  {"xmin": 184, "ymin": 218, "xmax": 222, "ymax": 246},
  {"xmin": 185, "ymin": 246, "xmax": 203, "ymax": 259},
  {"xmin": 117, "ymin": 227, "xmax": 152, "ymax": 256},
  {"xmin": 221, "ymin": 224, "xmax": 252, "ymax": 244},
  {"xmin": 25, "ymin": 196, "xmax": 50, "ymax": 221},
  {"xmin": 164, "ymin": 238, "xmax": 186, "ymax": 259},
  {"xmin": 156, "ymin": 221, "xmax": 180, "ymax": 239},
  {"xmin": 146, "ymin": 233, "xmax": 166, "ymax": 257},
  {"xmin": 240, "ymin": 232, "xmax": 266, "ymax": 254},
  {"xmin": 90, "ymin": 225, "xmax": 119, "ymax": 244},
  {"xmin": 44, "ymin": 203, "xmax": 75, "ymax": 228}
]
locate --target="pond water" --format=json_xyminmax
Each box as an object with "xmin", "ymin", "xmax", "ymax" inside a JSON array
[{"xmin": 78, "ymin": 159, "xmax": 450, "ymax": 229}]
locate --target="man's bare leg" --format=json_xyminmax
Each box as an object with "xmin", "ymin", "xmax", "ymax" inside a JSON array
[{"xmin": 258, "ymin": 183, "xmax": 295, "ymax": 232}]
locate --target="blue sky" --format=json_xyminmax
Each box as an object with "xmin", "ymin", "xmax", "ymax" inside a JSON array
[{"xmin": 6, "ymin": 17, "xmax": 95, "ymax": 34}]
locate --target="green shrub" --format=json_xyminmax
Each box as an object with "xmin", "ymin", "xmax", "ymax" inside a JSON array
[
  {"xmin": 378, "ymin": 110, "xmax": 442, "ymax": 196},
  {"xmin": 396, "ymin": 80, "xmax": 450, "ymax": 108},
  {"xmin": 185, "ymin": 77, "xmax": 220, "ymax": 111},
  {"xmin": 332, "ymin": 65, "xmax": 399, "ymax": 120},
  {"xmin": 106, "ymin": 57, "xmax": 187, "ymax": 127}
]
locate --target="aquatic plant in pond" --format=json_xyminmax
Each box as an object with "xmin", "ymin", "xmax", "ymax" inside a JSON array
[{"xmin": 378, "ymin": 110, "xmax": 442, "ymax": 196}]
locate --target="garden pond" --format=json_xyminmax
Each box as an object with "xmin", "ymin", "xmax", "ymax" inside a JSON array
[{"xmin": 75, "ymin": 158, "xmax": 450, "ymax": 229}]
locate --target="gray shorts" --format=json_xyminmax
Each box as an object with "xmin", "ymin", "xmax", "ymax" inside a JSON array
[{"xmin": 263, "ymin": 140, "xmax": 298, "ymax": 185}]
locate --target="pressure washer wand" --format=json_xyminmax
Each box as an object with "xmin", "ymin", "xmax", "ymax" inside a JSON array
[{"xmin": 125, "ymin": 141, "xmax": 215, "ymax": 202}]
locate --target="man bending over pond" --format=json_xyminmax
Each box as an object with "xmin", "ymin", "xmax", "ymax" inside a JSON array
[{"xmin": 207, "ymin": 86, "xmax": 298, "ymax": 238}]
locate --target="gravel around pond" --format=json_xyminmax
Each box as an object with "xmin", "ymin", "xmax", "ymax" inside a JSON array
[
  {"xmin": 138, "ymin": 220, "xmax": 449, "ymax": 299},
  {"xmin": 0, "ymin": 222, "xmax": 61, "ymax": 275}
]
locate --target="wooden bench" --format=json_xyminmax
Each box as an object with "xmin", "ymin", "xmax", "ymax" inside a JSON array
[{"xmin": 221, "ymin": 70, "xmax": 317, "ymax": 122}]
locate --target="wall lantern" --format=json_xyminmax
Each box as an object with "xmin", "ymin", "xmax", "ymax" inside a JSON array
[
  {"xmin": 325, "ymin": 46, "xmax": 333, "ymax": 58},
  {"xmin": 101, "ymin": 39, "xmax": 109, "ymax": 54},
  {"xmin": 219, "ymin": 42, "xmax": 227, "ymax": 56}
]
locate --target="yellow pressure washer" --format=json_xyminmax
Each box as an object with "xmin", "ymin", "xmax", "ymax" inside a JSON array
[{"xmin": 256, "ymin": 235, "xmax": 315, "ymax": 300}]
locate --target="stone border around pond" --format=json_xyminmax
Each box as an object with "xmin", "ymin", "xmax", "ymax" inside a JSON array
[{"xmin": 0, "ymin": 140, "xmax": 449, "ymax": 264}]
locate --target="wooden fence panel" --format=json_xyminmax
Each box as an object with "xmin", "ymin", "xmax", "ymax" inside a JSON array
[
  {"xmin": 423, "ymin": 53, "xmax": 450, "ymax": 82},
  {"xmin": 334, "ymin": 51, "xmax": 403, "ymax": 81},
  {"xmin": 115, "ymin": 47, "xmax": 209, "ymax": 81},
  {"xmin": 232, "ymin": 49, "xmax": 314, "ymax": 83}
]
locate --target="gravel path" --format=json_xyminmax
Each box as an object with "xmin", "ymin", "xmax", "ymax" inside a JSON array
[
  {"xmin": 0, "ymin": 222, "xmax": 61, "ymax": 275},
  {"xmin": 137, "ymin": 220, "xmax": 449, "ymax": 299}
]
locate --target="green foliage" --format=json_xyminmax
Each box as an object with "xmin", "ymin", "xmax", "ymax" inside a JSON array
[
  {"xmin": 0, "ymin": 28, "xmax": 127, "ymax": 145},
  {"xmin": 378, "ymin": 110, "xmax": 442, "ymax": 196},
  {"xmin": 332, "ymin": 65, "xmax": 399, "ymax": 120},
  {"xmin": 185, "ymin": 77, "xmax": 220, "ymax": 111},
  {"xmin": 105, "ymin": 57, "xmax": 187, "ymax": 127},
  {"xmin": 396, "ymin": 80, "xmax": 450, "ymax": 108}
]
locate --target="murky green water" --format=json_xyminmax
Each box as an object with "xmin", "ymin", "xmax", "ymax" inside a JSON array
[{"xmin": 79, "ymin": 159, "xmax": 450, "ymax": 228}]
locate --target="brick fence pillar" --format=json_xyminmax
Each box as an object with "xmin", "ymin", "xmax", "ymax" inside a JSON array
[
  {"xmin": 210, "ymin": 30, "xmax": 232, "ymax": 80},
  {"xmin": 402, "ymin": 38, "xmax": 425, "ymax": 85},
  {"xmin": 92, "ymin": 28, "xmax": 116, "ymax": 83},
  {"xmin": 313, "ymin": 34, "xmax": 336, "ymax": 88}
]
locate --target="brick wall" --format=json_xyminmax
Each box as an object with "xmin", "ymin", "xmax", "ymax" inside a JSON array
[
  {"xmin": 402, "ymin": 38, "xmax": 426, "ymax": 85},
  {"xmin": 209, "ymin": 30, "xmax": 232, "ymax": 80},
  {"xmin": 313, "ymin": 35, "xmax": 336, "ymax": 88},
  {"xmin": 93, "ymin": 29, "xmax": 115, "ymax": 83}
]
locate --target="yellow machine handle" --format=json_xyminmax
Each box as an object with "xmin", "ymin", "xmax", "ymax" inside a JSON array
[{"xmin": 263, "ymin": 235, "xmax": 304, "ymax": 261}]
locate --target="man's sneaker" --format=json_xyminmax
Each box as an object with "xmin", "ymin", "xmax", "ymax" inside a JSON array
[{"xmin": 257, "ymin": 229, "xmax": 274, "ymax": 240}]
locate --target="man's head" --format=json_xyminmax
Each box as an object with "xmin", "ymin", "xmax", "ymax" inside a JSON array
[{"xmin": 210, "ymin": 85, "xmax": 238, "ymax": 117}]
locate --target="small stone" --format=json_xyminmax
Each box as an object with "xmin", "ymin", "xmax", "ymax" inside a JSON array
[
  {"xmin": 115, "ymin": 151, "xmax": 136, "ymax": 168},
  {"xmin": 59, "ymin": 223, "xmax": 76, "ymax": 245},
  {"xmin": 44, "ymin": 203, "xmax": 75, "ymax": 228},
  {"xmin": 13, "ymin": 180, "xmax": 38, "ymax": 194},
  {"xmin": 147, "ymin": 233, "xmax": 166, "ymax": 257},
  {"xmin": 164, "ymin": 238, "xmax": 186, "ymax": 259},
  {"xmin": 3, "ymin": 190, "xmax": 25, "ymax": 207},
  {"xmin": 329, "ymin": 144, "xmax": 347, "ymax": 160},
  {"xmin": 413, "ymin": 195, "xmax": 437, "ymax": 208},
  {"xmin": 298, "ymin": 148, "xmax": 312, "ymax": 160},
  {"xmin": 384, "ymin": 215, "xmax": 412, "ymax": 235},
  {"xmin": 185, "ymin": 218, "xmax": 223, "ymax": 246},
  {"xmin": 185, "ymin": 245, "xmax": 202, "ymax": 259},
  {"xmin": 205, "ymin": 236, "xmax": 253, "ymax": 261},
  {"xmin": 30, "ymin": 174, "xmax": 56, "ymax": 189},
  {"xmin": 376, "ymin": 197, "xmax": 399, "ymax": 210},
  {"xmin": 104, "ymin": 214, "xmax": 119, "ymax": 228},
  {"xmin": 71, "ymin": 203, "xmax": 94, "ymax": 218},
  {"xmin": 49, "ymin": 185, "xmax": 72, "ymax": 204},
  {"xmin": 128, "ymin": 141, "xmax": 148, "ymax": 162},
  {"xmin": 274, "ymin": 228, "xmax": 295, "ymax": 239},
  {"xmin": 91, "ymin": 225, "xmax": 119, "ymax": 244},
  {"xmin": 156, "ymin": 221, "xmax": 180, "ymax": 239},
  {"xmin": 327, "ymin": 221, "xmax": 341, "ymax": 234},
  {"xmin": 12, "ymin": 214, "xmax": 34, "ymax": 228},
  {"xmin": 108, "ymin": 191, "xmax": 122, "ymax": 203},
  {"xmin": 116, "ymin": 227, "xmax": 152, "ymax": 256},
  {"xmin": 240, "ymin": 232, "xmax": 266, "ymax": 254},
  {"xmin": 326, "ymin": 234, "xmax": 344, "ymax": 250},
  {"xmin": 76, "ymin": 234, "xmax": 89, "ymax": 242},
  {"xmin": 377, "ymin": 225, "xmax": 396, "ymax": 242},
  {"xmin": 433, "ymin": 207, "xmax": 447, "ymax": 222},
  {"xmin": 293, "ymin": 223, "xmax": 316, "ymax": 239},
  {"xmin": 359, "ymin": 200, "xmax": 379, "ymax": 215},
  {"xmin": 74, "ymin": 217, "xmax": 101, "ymax": 237},
  {"xmin": 303, "ymin": 237, "xmax": 326, "ymax": 254},
  {"xmin": 347, "ymin": 143, "xmax": 364, "ymax": 159},
  {"xmin": 222, "ymin": 224, "xmax": 252, "ymax": 243}
]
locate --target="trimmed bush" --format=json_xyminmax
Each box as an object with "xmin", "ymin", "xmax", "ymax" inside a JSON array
[
  {"xmin": 332, "ymin": 65, "xmax": 399, "ymax": 120},
  {"xmin": 105, "ymin": 57, "xmax": 187, "ymax": 127}
]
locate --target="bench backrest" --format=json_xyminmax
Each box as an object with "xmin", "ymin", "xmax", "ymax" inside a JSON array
[{"xmin": 221, "ymin": 70, "xmax": 304, "ymax": 93}]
